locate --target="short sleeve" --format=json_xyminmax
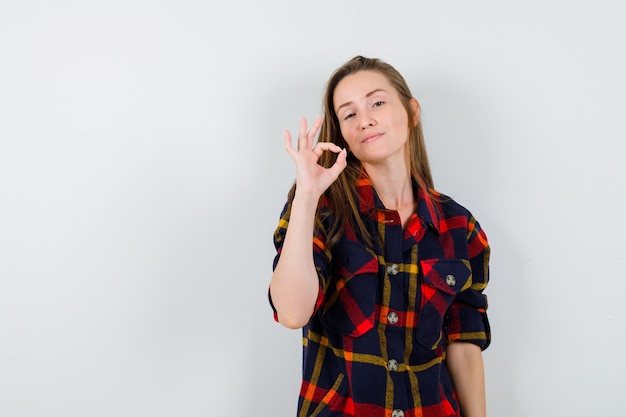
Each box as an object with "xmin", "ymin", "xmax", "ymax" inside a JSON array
[
  {"xmin": 445, "ymin": 216, "xmax": 491, "ymax": 350},
  {"xmin": 268, "ymin": 201, "xmax": 333, "ymax": 322}
]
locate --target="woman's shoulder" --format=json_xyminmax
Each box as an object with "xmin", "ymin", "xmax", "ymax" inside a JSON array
[{"xmin": 430, "ymin": 189, "xmax": 478, "ymax": 221}]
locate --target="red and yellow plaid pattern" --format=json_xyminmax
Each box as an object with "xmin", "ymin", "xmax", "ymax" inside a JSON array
[{"xmin": 271, "ymin": 175, "xmax": 490, "ymax": 417}]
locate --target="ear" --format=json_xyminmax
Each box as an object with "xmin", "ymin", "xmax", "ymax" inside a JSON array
[{"xmin": 409, "ymin": 98, "xmax": 420, "ymax": 127}]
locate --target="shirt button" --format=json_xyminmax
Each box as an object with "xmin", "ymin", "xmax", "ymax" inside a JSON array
[
  {"xmin": 445, "ymin": 274, "xmax": 456, "ymax": 286},
  {"xmin": 387, "ymin": 311, "xmax": 399, "ymax": 325},
  {"xmin": 386, "ymin": 263, "xmax": 399, "ymax": 276},
  {"xmin": 388, "ymin": 359, "xmax": 398, "ymax": 371},
  {"xmin": 392, "ymin": 409, "xmax": 404, "ymax": 417}
]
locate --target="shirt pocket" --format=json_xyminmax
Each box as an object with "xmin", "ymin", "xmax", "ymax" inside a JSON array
[
  {"xmin": 321, "ymin": 241, "xmax": 380, "ymax": 338},
  {"xmin": 305, "ymin": 372, "xmax": 347, "ymax": 417},
  {"xmin": 416, "ymin": 258, "xmax": 472, "ymax": 349}
]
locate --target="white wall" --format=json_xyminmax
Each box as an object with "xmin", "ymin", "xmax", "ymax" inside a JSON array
[{"xmin": 1, "ymin": 1, "xmax": 624, "ymax": 416}]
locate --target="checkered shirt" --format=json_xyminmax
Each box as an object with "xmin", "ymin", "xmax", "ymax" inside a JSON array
[{"xmin": 270, "ymin": 175, "xmax": 490, "ymax": 417}]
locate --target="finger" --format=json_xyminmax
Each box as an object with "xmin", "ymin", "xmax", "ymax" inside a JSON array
[
  {"xmin": 298, "ymin": 117, "xmax": 308, "ymax": 150},
  {"xmin": 284, "ymin": 129, "xmax": 292, "ymax": 148},
  {"xmin": 284, "ymin": 129, "xmax": 297, "ymax": 157},
  {"xmin": 312, "ymin": 142, "xmax": 343, "ymax": 157},
  {"xmin": 307, "ymin": 115, "xmax": 323, "ymax": 144},
  {"xmin": 328, "ymin": 148, "xmax": 348, "ymax": 177}
]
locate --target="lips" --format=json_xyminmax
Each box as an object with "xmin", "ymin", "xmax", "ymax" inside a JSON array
[{"xmin": 362, "ymin": 133, "xmax": 383, "ymax": 143}]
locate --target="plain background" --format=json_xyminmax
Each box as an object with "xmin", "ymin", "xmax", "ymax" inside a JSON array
[{"xmin": 1, "ymin": 0, "xmax": 625, "ymax": 416}]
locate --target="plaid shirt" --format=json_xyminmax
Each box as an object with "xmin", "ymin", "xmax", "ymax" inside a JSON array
[{"xmin": 271, "ymin": 175, "xmax": 490, "ymax": 417}]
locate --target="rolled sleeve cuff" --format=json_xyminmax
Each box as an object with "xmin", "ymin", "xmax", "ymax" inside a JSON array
[{"xmin": 446, "ymin": 302, "xmax": 491, "ymax": 350}]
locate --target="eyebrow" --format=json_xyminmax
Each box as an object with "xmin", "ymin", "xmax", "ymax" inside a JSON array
[{"xmin": 335, "ymin": 88, "xmax": 388, "ymax": 114}]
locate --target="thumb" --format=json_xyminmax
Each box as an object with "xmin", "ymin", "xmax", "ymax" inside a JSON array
[{"xmin": 328, "ymin": 148, "xmax": 348, "ymax": 178}]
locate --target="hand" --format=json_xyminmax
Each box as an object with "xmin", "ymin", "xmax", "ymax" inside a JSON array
[{"xmin": 284, "ymin": 116, "xmax": 347, "ymax": 199}]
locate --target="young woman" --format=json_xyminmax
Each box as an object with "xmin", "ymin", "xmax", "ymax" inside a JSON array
[{"xmin": 269, "ymin": 56, "xmax": 491, "ymax": 417}]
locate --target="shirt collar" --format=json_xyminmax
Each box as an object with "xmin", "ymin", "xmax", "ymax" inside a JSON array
[{"xmin": 355, "ymin": 172, "xmax": 441, "ymax": 233}]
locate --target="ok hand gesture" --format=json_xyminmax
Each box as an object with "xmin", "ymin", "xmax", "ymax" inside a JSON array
[{"xmin": 284, "ymin": 116, "xmax": 348, "ymax": 199}]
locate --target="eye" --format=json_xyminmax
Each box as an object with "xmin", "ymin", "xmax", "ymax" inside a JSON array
[
  {"xmin": 343, "ymin": 112, "xmax": 356, "ymax": 120},
  {"xmin": 372, "ymin": 100, "xmax": 385, "ymax": 107}
]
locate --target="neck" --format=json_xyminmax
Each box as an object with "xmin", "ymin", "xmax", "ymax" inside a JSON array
[{"xmin": 362, "ymin": 160, "xmax": 414, "ymax": 211}]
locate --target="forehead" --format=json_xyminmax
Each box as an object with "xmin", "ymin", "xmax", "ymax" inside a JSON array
[{"xmin": 333, "ymin": 70, "xmax": 395, "ymax": 105}]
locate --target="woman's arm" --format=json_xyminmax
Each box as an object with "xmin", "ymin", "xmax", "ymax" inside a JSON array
[
  {"xmin": 446, "ymin": 342, "xmax": 486, "ymax": 417},
  {"xmin": 269, "ymin": 117, "xmax": 346, "ymax": 329},
  {"xmin": 270, "ymin": 192, "xmax": 323, "ymax": 328}
]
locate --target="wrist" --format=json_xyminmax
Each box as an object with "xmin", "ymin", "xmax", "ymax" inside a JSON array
[{"xmin": 292, "ymin": 189, "xmax": 323, "ymax": 206}]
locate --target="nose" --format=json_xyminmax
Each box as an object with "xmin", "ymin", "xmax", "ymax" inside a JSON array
[{"xmin": 360, "ymin": 114, "xmax": 376, "ymax": 129}]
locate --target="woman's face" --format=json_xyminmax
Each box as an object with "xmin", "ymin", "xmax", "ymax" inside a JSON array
[{"xmin": 333, "ymin": 70, "xmax": 416, "ymax": 166}]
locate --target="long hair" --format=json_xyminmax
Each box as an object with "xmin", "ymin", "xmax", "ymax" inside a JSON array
[{"xmin": 288, "ymin": 56, "xmax": 435, "ymax": 248}]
